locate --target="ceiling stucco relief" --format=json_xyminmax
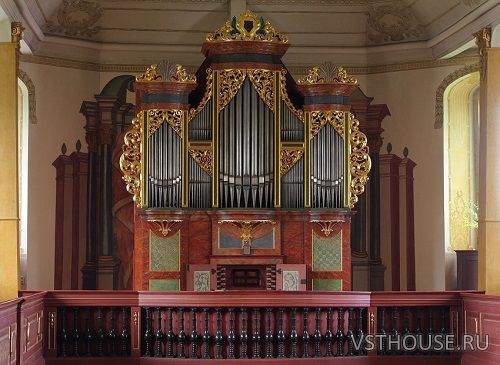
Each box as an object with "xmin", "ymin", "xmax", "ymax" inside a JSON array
[
  {"xmin": 461, "ymin": 0, "xmax": 483, "ymax": 6},
  {"xmin": 45, "ymin": 0, "xmax": 102, "ymax": 39},
  {"xmin": 367, "ymin": 4, "xmax": 425, "ymax": 44}
]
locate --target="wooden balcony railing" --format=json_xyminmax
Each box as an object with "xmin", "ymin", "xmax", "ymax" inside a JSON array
[{"xmin": 1, "ymin": 290, "xmax": 498, "ymax": 365}]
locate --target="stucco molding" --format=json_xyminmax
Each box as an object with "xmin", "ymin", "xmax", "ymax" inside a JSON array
[
  {"xmin": 18, "ymin": 69, "xmax": 37, "ymax": 124},
  {"xmin": 434, "ymin": 63, "xmax": 480, "ymax": 129}
]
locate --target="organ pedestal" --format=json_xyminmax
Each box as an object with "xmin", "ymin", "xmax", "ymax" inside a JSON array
[{"xmin": 120, "ymin": 11, "xmax": 371, "ymax": 292}]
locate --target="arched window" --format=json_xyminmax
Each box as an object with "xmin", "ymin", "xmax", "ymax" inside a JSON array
[{"xmin": 443, "ymin": 72, "xmax": 480, "ymax": 289}]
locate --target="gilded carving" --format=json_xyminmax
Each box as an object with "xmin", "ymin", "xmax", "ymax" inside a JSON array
[
  {"xmin": 348, "ymin": 114, "xmax": 371, "ymax": 208},
  {"xmin": 136, "ymin": 64, "xmax": 161, "ymax": 82},
  {"xmin": 280, "ymin": 71, "xmax": 304, "ymax": 122},
  {"xmin": 218, "ymin": 69, "xmax": 246, "ymax": 112},
  {"xmin": 310, "ymin": 111, "xmax": 344, "ymax": 139},
  {"xmin": 473, "ymin": 27, "xmax": 491, "ymax": 80},
  {"xmin": 120, "ymin": 113, "xmax": 143, "ymax": 207},
  {"xmin": 298, "ymin": 66, "xmax": 323, "ymax": 84},
  {"xmin": 46, "ymin": 0, "xmax": 102, "ymax": 39},
  {"xmin": 148, "ymin": 220, "xmax": 182, "ymax": 237},
  {"xmin": 11, "ymin": 22, "xmax": 23, "ymax": 44},
  {"xmin": 189, "ymin": 68, "xmax": 213, "ymax": 121},
  {"xmin": 248, "ymin": 69, "xmax": 275, "ymax": 110},
  {"xmin": 311, "ymin": 220, "xmax": 343, "ymax": 237},
  {"xmin": 298, "ymin": 64, "xmax": 357, "ymax": 85},
  {"xmin": 280, "ymin": 148, "xmax": 304, "ymax": 176},
  {"xmin": 206, "ymin": 10, "xmax": 288, "ymax": 43},
  {"xmin": 171, "ymin": 64, "xmax": 196, "ymax": 83},
  {"xmin": 188, "ymin": 147, "xmax": 212, "ymax": 174},
  {"xmin": 219, "ymin": 220, "xmax": 276, "ymax": 248},
  {"xmin": 147, "ymin": 109, "xmax": 183, "ymax": 137}
]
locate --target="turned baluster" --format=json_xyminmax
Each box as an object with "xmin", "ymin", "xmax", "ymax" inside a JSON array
[
  {"xmin": 165, "ymin": 308, "xmax": 175, "ymax": 358},
  {"xmin": 178, "ymin": 308, "xmax": 186, "ymax": 358},
  {"xmin": 154, "ymin": 307, "xmax": 164, "ymax": 357},
  {"xmin": 325, "ymin": 308, "xmax": 333, "ymax": 357},
  {"xmin": 120, "ymin": 307, "xmax": 129, "ymax": 356},
  {"xmin": 143, "ymin": 307, "xmax": 153, "ymax": 357},
  {"xmin": 84, "ymin": 307, "xmax": 93, "ymax": 357},
  {"xmin": 427, "ymin": 308, "xmax": 435, "ymax": 354},
  {"xmin": 252, "ymin": 308, "xmax": 261, "ymax": 359},
  {"xmin": 441, "ymin": 307, "xmax": 449, "ymax": 354},
  {"xmin": 290, "ymin": 308, "xmax": 298, "ymax": 358},
  {"xmin": 277, "ymin": 308, "xmax": 285, "ymax": 358},
  {"xmin": 346, "ymin": 308, "xmax": 355, "ymax": 356},
  {"xmin": 265, "ymin": 308, "xmax": 274, "ymax": 358},
  {"xmin": 414, "ymin": 308, "xmax": 423, "ymax": 355},
  {"xmin": 59, "ymin": 307, "xmax": 68, "ymax": 357},
  {"xmin": 228, "ymin": 308, "xmax": 236, "ymax": 358},
  {"xmin": 214, "ymin": 308, "xmax": 223, "ymax": 359},
  {"xmin": 202, "ymin": 308, "xmax": 211, "ymax": 359},
  {"xmin": 301, "ymin": 308, "xmax": 310, "ymax": 358},
  {"xmin": 190, "ymin": 308, "xmax": 198, "ymax": 359},
  {"xmin": 388, "ymin": 307, "xmax": 399, "ymax": 355},
  {"xmin": 402, "ymin": 308, "xmax": 411, "ymax": 355},
  {"xmin": 96, "ymin": 307, "xmax": 105, "ymax": 356},
  {"xmin": 335, "ymin": 308, "xmax": 345, "ymax": 357},
  {"xmin": 108, "ymin": 307, "xmax": 117, "ymax": 356},
  {"xmin": 378, "ymin": 308, "xmax": 387, "ymax": 355},
  {"xmin": 356, "ymin": 308, "xmax": 366, "ymax": 356},
  {"xmin": 314, "ymin": 308, "xmax": 322, "ymax": 357},
  {"xmin": 240, "ymin": 308, "xmax": 248, "ymax": 359},
  {"xmin": 72, "ymin": 307, "xmax": 80, "ymax": 357}
]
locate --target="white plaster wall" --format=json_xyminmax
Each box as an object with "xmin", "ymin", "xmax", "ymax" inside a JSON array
[{"xmin": 21, "ymin": 62, "xmax": 99, "ymax": 290}]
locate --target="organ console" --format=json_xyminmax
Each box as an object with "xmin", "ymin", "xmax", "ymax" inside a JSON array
[{"xmin": 120, "ymin": 10, "xmax": 371, "ymax": 292}]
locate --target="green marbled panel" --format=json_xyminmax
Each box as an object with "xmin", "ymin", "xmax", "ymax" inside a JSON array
[
  {"xmin": 312, "ymin": 231, "xmax": 342, "ymax": 271},
  {"xmin": 149, "ymin": 279, "xmax": 180, "ymax": 291},
  {"xmin": 313, "ymin": 279, "xmax": 342, "ymax": 291},
  {"xmin": 150, "ymin": 230, "xmax": 180, "ymax": 272}
]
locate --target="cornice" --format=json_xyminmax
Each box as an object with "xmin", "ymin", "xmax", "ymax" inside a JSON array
[{"xmin": 19, "ymin": 53, "xmax": 478, "ymax": 75}]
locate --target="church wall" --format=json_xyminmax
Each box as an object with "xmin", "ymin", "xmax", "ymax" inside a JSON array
[
  {"xmin": 21, "ymin": 62, "xmax": 98, "ymax": 290},
  {"xmin": 364, "ymin": 65, "xmax": 465, "ymax": 291}
]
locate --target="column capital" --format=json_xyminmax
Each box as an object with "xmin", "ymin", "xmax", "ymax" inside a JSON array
[{"xmin": 474, "ymin": 27, "xmax": 492, "ymax": 79}]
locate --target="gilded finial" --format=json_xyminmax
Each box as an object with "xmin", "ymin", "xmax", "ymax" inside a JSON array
[
  {"xmin": 298, "ymin": 63, "xmax": 357, "ymax": 85},
  {"xmin": 171, "ymin": 64, "xmax": 196, "ymax": 83},
  {"xmin": 206, "ymin": 10, "xmax": 288, "ymax": 43},
  {"xmin": 298, "ymin": 66, "xmax": 324, "ymax": 84},
  {"xmin": 61, "ymin": 143, "xmax": 67, "ymax": 155},
  {"xmin": 11, "ymin": 22, "xmax": 23, "ymax": 44},
  {"xmin": 136, "ymin": 64, "xmax": 161, "ymax": 82},
  {"xmin": 403, "ymin": 147, "xmax": 409, "ymax": 158},
  {"xmin": 386, "ymin": 142, "xmax": 392, "ymax": 154}
]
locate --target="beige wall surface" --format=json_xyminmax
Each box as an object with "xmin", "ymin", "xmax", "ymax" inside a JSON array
[
  {"xmin": 364, "ymin": 65, "xmax": 464, "ymax": 291},
  {"xmin": 21, "ymin": 62, "xmax": 98, "ymax": 290}
]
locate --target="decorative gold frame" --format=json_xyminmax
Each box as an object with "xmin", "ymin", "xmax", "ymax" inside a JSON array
[{"xmin": 120, "ymin": 112, "xmax": 144, "ymax": 207}]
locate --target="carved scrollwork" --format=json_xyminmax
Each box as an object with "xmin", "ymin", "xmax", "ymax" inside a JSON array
[
  {"xmin": 280, "ymin": 71, "xmax": 304, "ymax": 122},
  {"xmin": 206, "ymin": 10, "xmax": 288, "ymax": 43},
  {"xmin": 310, "ymin": 111, "xmax": 344, "ymax": 139},
  {"xmin": 189, "ymin": 68, "xmax": 213, "ymax": 121},
  {"xmin": 298, "ymin": 66, "xmax": 323, "ymax": 84},
  {"xmin": 280, "ymin": 148, "xmax": 304, "ymax": 176},
  {"xmin": 310, "ymin": 220, "xmax": 343, "ymax": 237},
  {"xmin": 148, "ymin": 220, "xmax": 182, "ymax": 237},
  {"xmin": 299, "ymin": 64, "xmax": 357, "ymax": 85},
  {"xmin": 188, "ymin": 147, "xmax": 212, "ymax": 175},
  {"xmin": 349, "ymin": 114, "xmax": 371, "ymax": 208},
  {"xmin": 171, "ymin": 64, "xmax": 196, "ymax": 83},
  {"xmin": 120, "ymin": 113, "xmax": 143, "ymax": 207},
  {"xmin": 248, "ymin": 69, "xmax": 275, "ymax": 110},
  {"xmin": 46, "ymin": 0, "xmax": 102, "ymax": 39},
  {"xmin": 147, "ymin": 109, "xmax": 183, "ymax": 137},
  {"xmin": 136, "ymin": 64, "xmax": 161, "ymax": 82},
  {"xmin": 218, "ymin": 69, "xmax": 246, "ymax": 112}
]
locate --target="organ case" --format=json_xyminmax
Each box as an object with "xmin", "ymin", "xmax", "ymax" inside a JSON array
[{"xmin": 120, "ymin": 11, "xmax": 371, "ymax": 291}]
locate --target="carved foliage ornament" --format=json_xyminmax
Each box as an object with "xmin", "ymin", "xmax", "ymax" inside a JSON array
[
  {"xmin": 46, "ymin": 0, "xmax": 102, "ymax": 39},
  {"xmin": 147, "ymin": 109, "xmax": 183, "ymax": 137},
  {"xmin": 206, "ymin": 10, "xmax": 288, "ymax": 43},
  {"xmin": 188, "ymin": 148, "xmax": 212, "ymax": 175},
  {"xmin": 120, "ymin": 113, "xmax": 143, "ymax": 207},
  {"xmin": 367, "ymin": 4, "xmax": 424, "ymax": 44},
  {"xmin": 280, "ymin": 71, "xmax": 304, "ymax": 122},
  {"xmin": 298, "ymin": 64, "xmax": 357, "ymax": 85},
  {"xmin": 189, "ymin": 68, "xmax": 213, "ymax": 121},
  {"xmin": 349, "ymin": 115, "xmax": 371, "ymax": 208},
  {"xmin": 148, "ymin": 220, "xmax": 182, "ymax": 237},
  {"xmin": 473, "ymin": 27, "xmax": 491, "ymax": 80},
  {"xmin": 137, "ymin": 63, "xmax": 196, "ymax": 83},
  {"xmin": 311, "ymin": 220, "xmax": 343, "ymax": 237},
  {"xmin": 310, "ymin": 111, "xmax": 344, "ymax": 139},
  {"xmin": 280, "ymin": 148, "xmax": 304, "ymax": 176},
  {"xmin": 218, "ymin": 69, "xmax": 276, "ymax": 112}
]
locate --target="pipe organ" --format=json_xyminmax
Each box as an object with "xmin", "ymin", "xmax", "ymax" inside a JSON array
[{"xmin": 120, "ymin": 11, "xmax": 370, "ymax": 292}]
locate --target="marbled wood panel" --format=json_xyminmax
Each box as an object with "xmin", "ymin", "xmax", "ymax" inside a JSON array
[
  {"xmin": 188, "ymin": 218, "xmax": 212, "ymax": 264},
  {"xmin": 281, "ymin": 218, "xmax": 304, "ymax": 264},
  {"xmin": 305, "ymin": 218, "xmax": 352, "ymax": 291}
]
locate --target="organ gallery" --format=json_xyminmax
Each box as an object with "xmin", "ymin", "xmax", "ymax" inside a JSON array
[{"xmin": 120, "ymin": 11, "xmax": 371, "ymax": 292}]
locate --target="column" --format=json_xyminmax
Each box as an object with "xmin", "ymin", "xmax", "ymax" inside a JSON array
[
  {"xmin": 0, "ymin": 23, "xmax": 21, "ymax": 300},
  {"xmin": 476, "ymin": 27, "xmax": 500, "ymax": 294}
]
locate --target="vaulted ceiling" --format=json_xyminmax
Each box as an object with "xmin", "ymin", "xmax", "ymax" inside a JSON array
[{"xmin": 3, "ymin": 0, "xmax": 499, "ymax": 67}]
